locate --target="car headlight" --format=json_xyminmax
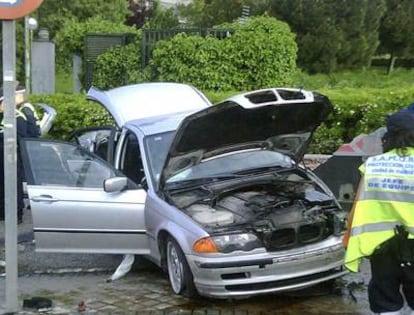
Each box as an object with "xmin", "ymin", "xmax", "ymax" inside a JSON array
[{"xmin": 193, "ymin": 233, "xmax": 263, "ymax": 254}]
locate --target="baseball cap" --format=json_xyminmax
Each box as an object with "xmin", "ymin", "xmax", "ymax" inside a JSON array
[{"xmin": 386, "ymin": 107, "xmax": 414, "ymax": 132}]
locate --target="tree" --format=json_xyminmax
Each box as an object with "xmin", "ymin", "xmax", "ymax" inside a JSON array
[
  {"xmin": 269, "ymin": 0, "xmax": 385, "ymax": 73},
  {"xmin": 177, "ymin": 0, "xmax": 269, "ymax": 27},
  {"xmin": 149, "ymin": 16, "xmax": 297, "ymax": 91},
  {"xmin": 379, "ymin": 0, "xmax": 414, "ymax": 73},
  {"xmin": 54, "ymin": 16, "xmax": 138, "ymax": 72},
  {"xmin": 141, "ymin": 0, "xmax": 181, "ymax": 29},
  {"xmin": 33, "ymin": 0, "xmax": 130, "ymax": 40},
  {"xmin": 126, "ymin": 0, "xmax": 155, "ymax": 28}
]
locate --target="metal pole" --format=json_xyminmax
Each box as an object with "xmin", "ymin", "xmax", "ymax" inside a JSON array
[
  {"xmin": 2, "ymin": 20, "xmax": 19, "ymax": 312},
  {"xmin": 24, "ymin": 16, "xmax": 30, "ymax": 93}
]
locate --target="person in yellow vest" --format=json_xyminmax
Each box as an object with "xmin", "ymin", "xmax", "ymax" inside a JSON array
[
  {"xmin": 0, "ymin": 87, "xmax": 28, "ymax": 223},
  {"xmin": 19, "ymin": 99, "xmax": 41, "ymax": 138},
  {"xmin": 344, "ymin": 107, "xmax": 414, "ymax": 315}
]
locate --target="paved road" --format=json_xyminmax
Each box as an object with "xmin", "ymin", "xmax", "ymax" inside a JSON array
[
  {"xmin": 0, "ymin": 209, "xmax": 411, "ymax": 315},
  {"xmin": 2, "ymin": 261, "xmax": 372, "ymax": 315}
]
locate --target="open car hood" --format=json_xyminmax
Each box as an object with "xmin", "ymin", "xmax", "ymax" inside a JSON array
[{"xmin": 160, "ymin": 88, "xmax": 333, "ymax": 184}]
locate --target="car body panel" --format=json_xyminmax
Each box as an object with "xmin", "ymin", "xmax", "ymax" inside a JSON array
[
  {"xmin": 86, "ymin": 83, "xmax": 212, "ymax": 127},
  {"xmin": 189, "ymin": 237, "xmax": 346, "ymax": 298},
  {"xmin": 35, "ymin": 103, "xmax": 57, "ymax": 135},
  {"xmin": 20, "ymin": 138, "xmax": 149, "ymax": 254},
  {"xmin": 21, "ymin": 84, "xmax": 347, "ymax": 299},
  {"xmin": 161, "ymin": 89, "xmax": 332, "ymax": 183}
]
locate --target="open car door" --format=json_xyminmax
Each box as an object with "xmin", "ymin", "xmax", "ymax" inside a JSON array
[
  {"xmin": 20, "ymin": 138, "xmax": 149, "ymax": 255},
  {"xmin": 67, "ymin": 126, "xmax": 118, "ymax": 164}
]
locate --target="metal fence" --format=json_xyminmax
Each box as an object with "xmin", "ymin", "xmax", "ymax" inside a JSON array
[
  {"xmin": 84, "ymin": 29, "xmax": 234, "ymax": 89},
  {"xmin": 84, "ymin": 33, "xmax": 136, "ymax": 90},
  {"xmin": 141, "ymin": 28, "xmax": 234, "ymax": 67}
]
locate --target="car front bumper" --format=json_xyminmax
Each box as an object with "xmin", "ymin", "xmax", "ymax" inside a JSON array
[{"xmin": 187, "ymin": 236, "xmax": 347, "ymax": 299}]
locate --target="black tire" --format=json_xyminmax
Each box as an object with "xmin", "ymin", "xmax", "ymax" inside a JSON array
[{"xmin": 166, "ymin": 236, "xmax": 198, "ymax": 298}]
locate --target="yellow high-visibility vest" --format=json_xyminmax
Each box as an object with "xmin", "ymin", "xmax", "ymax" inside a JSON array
[
  {"xmin": 0, "ymin": 108, "xmax": 27, "ymax": 132},
  {"xmin": 345, "ymin": 148, "xmax": 414, "ymax": 272},
  {"xmin": 20, "ymin": 102, "xmax": 40, "ymax": 124}
]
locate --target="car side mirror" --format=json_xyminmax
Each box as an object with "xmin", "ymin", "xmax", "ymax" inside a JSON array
[{"xmin": 104, "ymin": 176, "xmax": 129, "ymax": 193}]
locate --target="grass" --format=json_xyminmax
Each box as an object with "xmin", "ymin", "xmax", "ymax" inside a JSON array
[
  {"xmin": 56, "ymin": 66, "xmax": 414, "ymax": 102},
  {"xmin": 56, "ymin": 69, "xmax": 74, "ymax": 94},
  {"xmin": 206, "ymin": 67, "xmax": 414, "ymax": 103},
  {"xmin": 293, "ymin": 67, "xmax": 414, "ymax": 90}
]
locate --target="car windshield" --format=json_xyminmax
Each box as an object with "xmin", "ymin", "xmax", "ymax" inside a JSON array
[
  {"xmin": 144, "ymin": 132, "xmax": 294, "ymax": 187},
  {"xmin": 167, "ymin": 150, "xmax": 294, "ymax": 183}
]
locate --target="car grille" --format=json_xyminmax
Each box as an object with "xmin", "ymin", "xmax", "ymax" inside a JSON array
[
  {"xmin": 263, "ymin": 221, "xmax": 327, "ymax": 251},
  {"xmin": 224, "ymin": 268, "xmax": 340, "ymax": 292}
]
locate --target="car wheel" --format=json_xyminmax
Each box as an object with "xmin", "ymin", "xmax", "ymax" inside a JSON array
[{"xmin": 166, "ymin": 237, "xmax": 197, "ymax": 297}]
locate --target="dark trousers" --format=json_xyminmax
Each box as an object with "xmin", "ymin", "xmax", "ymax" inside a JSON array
[{"xmin": 369, "ymin": 236, "xmax": 414, "ymax": 313}]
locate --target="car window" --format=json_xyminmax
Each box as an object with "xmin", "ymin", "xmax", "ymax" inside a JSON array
[
  {"xmin": 69, "ymin": 127, "xmax": 115, "ymax": 162},
  {"xmin": 167, "ymin": 150, "xmax": 293, "ymax": 183},
  {"xmin": 144, "ymin": 131, "xmax": 174, "ymax": 186},
  {"xmin": 119, "ymin": 132, "xmax": 145, "ymax": 184},
  {"xmin": 24, "ymin": 140, "xmax": 117, "ymax": 188}
]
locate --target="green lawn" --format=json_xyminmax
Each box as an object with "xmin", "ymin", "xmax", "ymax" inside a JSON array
[
  {"xmin": 293, "ymin": 67, "xmax": 414, "ymax": 90},
  {"xmin": 206, "ymin": 67, "xmax": 414, "ymax": 103},
  {"xmin": 57, "ymin": 67, "xmax": 414, "ymax": 101}
]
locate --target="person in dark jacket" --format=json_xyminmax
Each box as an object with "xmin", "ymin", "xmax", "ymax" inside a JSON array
[
  {"xmin": 0, "ymin": 87, "xmax": 28, "ymax": 223},
  {"xmin": 19, "ymin": 101, "xmax": 41, "ymax": 138}
]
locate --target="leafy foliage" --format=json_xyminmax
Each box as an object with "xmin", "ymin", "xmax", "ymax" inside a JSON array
[
  {"xmin": 143, "ymin": 6, "xmax": 181, "ymax": 29},
  {"xmin": 177, "ymin": 0, "xmax": 269, "ymax": 27},
  {"xmin": 54, "ymin": 17, "xmax": 139, "ymax": 71},
  {"xmin": 34, "ymin": 0, "xmax": 130, "ymax": 40},
  {"xmin": 148, "ymin": 16, "xmax": 297, "ymax": 91},
  {"xmin": 92, "ymin": 38, "xmax": 152, "ymax": 90},
  {"xmin": 310, "ymin": 86, "xmax": 414, "ymax": 153},
  {"xmin": 378, "ymin": 0, "xmax": 414, "ymax": 57},
  {"xmin": 270, "ymin": 0, "xmax": 386, "ymax": 73},
  {"xmin": 29, "ymin": 94, "xmax": 113, "ymax": 140},
  {"xmin": 29, "ymin": 82, "xmax": 414, "ymax": 155}
]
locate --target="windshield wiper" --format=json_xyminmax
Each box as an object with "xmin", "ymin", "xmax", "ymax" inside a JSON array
[
  {"xmin": 166, "ymin": 173, "xmax": 243, "ymax": 189},
  {"xmin": 234, "ymin": 165, "xmax": 290, "ymax": 176}
]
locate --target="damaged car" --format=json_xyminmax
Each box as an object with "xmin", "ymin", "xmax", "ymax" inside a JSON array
[{"xmin": 20, "ymin": 82, "xmax": 348, "ymax": 299}]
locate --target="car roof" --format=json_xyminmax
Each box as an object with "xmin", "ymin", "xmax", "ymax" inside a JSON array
[
  {"xmin": 124, "ymin": 110, "xmax": 194, "ymax": 136},
  {"xmin": 87, "ymin": 82, "xmax": 212, "ymax": 127}
]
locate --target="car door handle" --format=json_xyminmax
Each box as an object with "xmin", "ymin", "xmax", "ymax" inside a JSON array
[{"xmin": 31, "ymin": 195, "xmax": 59, "ymax": 203}]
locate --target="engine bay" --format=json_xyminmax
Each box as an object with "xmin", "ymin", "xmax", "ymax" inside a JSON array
[{"xmin": 167, "ymin": 169, "xmax": 347, "ymax": 250}]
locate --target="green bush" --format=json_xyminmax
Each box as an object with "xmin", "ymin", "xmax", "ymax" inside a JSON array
[
  {"xmin": 54, "ymin": 16, "xmax": 139, "ymax": 72},
  {"xmin": 148, "ymin": 16, "xmax": 298, "ymax": 91},
  {"xmin": 92, "ymin": 38, "xmax": 151, "ymax": 90},
  {"xmin": 310, "ymin": 86, "xmax": 414, "ymax": 153},
  {"xmin": 29, "ymin": 85, "xmax": 414, "ymax": 155},
  {"xmin": 29, "ymin": 94, "xmax": 113, "ymax": 140}
]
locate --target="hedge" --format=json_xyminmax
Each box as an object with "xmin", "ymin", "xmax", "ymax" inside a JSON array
[
  {"xmin": 91, "ymin": 16, "xmax": 298, "ymax": 92},
  {"xmin": 29, "ymin": 85, "xmax": 414, "ymax": 154}
]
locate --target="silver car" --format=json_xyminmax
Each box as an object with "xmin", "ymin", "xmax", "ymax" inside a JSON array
[{"xmin": 20, "ymin": 82, "xmax": 348, "ymax": 299}]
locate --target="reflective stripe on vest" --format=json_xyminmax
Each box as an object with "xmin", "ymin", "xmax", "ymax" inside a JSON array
[
  {"xmin": 20, "ymin": 102, "xmax": 40, "ymax": 123},
  {"xmin": 0, "ymin": 109, "xmax": 27, "ymax": 132},
  {"xmin": 351, "ymin": 221, "xmax": 414, "ymax": 236},
  {"xmin": 345, "ymin": 148, "xmax": 414, "ymax": 272}
]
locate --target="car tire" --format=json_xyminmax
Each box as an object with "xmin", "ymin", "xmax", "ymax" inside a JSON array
[{"xmin": 166, "ymin": 236, "xmax": 198, "ymax": 298}]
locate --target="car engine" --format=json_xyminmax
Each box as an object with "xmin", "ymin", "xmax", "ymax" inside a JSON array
[{"xmin": 168, "ymin": 170, "xmax": 347, "ymax": 251}]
